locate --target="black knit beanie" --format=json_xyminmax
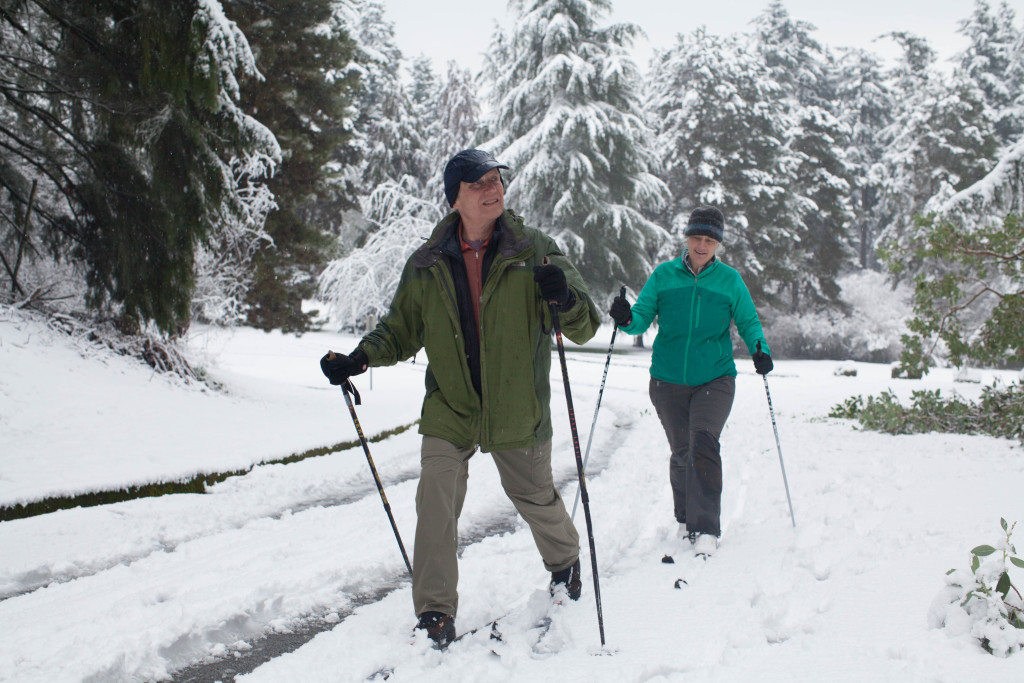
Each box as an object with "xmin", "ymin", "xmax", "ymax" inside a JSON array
[{"xmin": 684, "ymin": 206, "xmax": 725, "ymax": 242}]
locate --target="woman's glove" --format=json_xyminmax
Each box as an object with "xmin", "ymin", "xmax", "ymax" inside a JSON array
[
  {"xmin": 752, "ymin": 342, "xmax": 773, "ymax": 375},
  {"xmin": 609, "ymin": 295, "xmax": 632, "ymax": 326}
]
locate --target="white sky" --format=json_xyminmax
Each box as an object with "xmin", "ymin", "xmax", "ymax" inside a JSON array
[{"xmin": 384, "ymin": 0, "xmax": 1024, "ymax": 74}]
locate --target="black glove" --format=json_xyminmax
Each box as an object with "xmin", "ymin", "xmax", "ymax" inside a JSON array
[
  {"xmin": 320, "ymin": 349, "xmax": 369, "ymax": 385},
  {"xmin": 609, "ymin": 295, "xmax": 632, "ymax": 326},
  {"xmin": 533, "ymin": 263, "xmax": 574, "ymax": 310},
  {"xmin": 753, "ymin": 342, "xmax": 773, "ymax": 375}
]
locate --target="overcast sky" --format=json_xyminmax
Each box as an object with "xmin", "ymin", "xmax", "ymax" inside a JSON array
[{"xmin": 384, "ymin": 0, "xmax": 1023, "ymax": 74}]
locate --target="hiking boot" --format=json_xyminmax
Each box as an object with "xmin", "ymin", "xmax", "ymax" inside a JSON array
[
  {"xmin": 694, "ymin": 533, "xmax": 719, "ymax": 558},
  {"xmin": 415, "ymin": 611, "xmax": 456, "ymax": 649},
  {"xmin": 550, "ymin": 558, "xmax": 582, "ymax": 601}
]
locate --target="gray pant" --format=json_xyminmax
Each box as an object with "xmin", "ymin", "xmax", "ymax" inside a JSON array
[
  {"xmin": 649, "ymin": 376, "xmax": 735, "ymax": 537},
  {"xmin": 412, "ymin": 435, "xmax": 580, "ymax": 617}
]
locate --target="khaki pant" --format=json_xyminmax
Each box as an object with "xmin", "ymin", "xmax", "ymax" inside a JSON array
[{"xmin": 412, "ymin": 435, "xmax": 580, "ymax": 617}]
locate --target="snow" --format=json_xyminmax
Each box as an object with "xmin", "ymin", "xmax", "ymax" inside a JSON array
[{"xmin": 1, "ymin": 306, "xmax": 1022, "ymax": 682}]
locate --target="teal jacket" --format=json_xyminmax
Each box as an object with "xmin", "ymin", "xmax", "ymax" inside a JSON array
[
  {"xmin": 357, "ymin": 209, "xmax": 599, "ymax": 452},
  {"xmin": 619, "ymin": 253, "xmax": 770, "ymax": 386}
]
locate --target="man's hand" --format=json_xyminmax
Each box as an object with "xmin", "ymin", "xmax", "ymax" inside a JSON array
[
  {"xmin": 753, "ymin": 342, "xmax": 773, "ymax": 376},
  {"xmin": 533, "ymin": 263, "xmax": 573, "ymax": 310},
  {"xmin": 320, "ymin": 349, "xmax": 369, "ymax": 385},
  {"xmin": 609, "ymin": 295, "xmax": 632, "ymax": 326}
]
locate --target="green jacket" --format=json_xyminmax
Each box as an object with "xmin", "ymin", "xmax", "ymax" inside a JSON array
[
  {"xmin": 620, "ymin": 253, "xmax": 770, "ymax": 386},
  {"xmin": 357, "ymin": 209, "xmax": 599, "ymax": 452}
]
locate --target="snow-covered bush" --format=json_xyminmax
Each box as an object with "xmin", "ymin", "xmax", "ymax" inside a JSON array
[
  {"xmin": 930, "ymin": 519, "xmax": 1024, "ymax": 657},
  {"xmin": 317, "ymin": 179, "xmax": 442, "ymax": 328},
  {"xmin": 761, "ymin": 270, "xmax": 911, "ymax": 361}
]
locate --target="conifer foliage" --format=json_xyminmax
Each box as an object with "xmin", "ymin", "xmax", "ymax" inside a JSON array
[
  {"xmin": 480, "ymin": 0, "xmax": 668, "ymax": 297},
  {"xmin": 223, "ymin": 0, "xmax": 361, "ymax": 333},
  {"xmin": 646, "ymin": 28, "xmax": 793, "ymax": 306},
  {"xmin": 0, "ymin": 0, "xmax": 279, "ymax": 334}
]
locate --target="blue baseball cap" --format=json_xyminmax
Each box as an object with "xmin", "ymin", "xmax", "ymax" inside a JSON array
[{"xmin": 443, "ymin": 149, "xmax": 509, "ymax": 206}]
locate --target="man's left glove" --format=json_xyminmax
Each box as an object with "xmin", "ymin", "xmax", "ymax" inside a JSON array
[
  {"xmin": 533, "ymin": 263, "xmax": 574, "ymax": 311},
  {"xmin": 753, "ymin": 343, "xmax": 773, "ymax": 376},
  {"xmin": 320, "ymin": 349, "xmax": 369, "ymax": 385}
]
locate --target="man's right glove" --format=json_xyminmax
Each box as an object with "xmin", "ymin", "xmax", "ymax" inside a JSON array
[
  {"xmin": 320, "ymin": 349, "xmax": 369, "ymax": 385},
  {"xmin": 609, "ymin": 295, "xmax": 632, "ymax": 327}
]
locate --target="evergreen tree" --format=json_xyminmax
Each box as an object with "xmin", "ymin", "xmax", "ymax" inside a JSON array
[
  {"xmin": 0, "ymin": 0, "xmax": 279, "ymax": 334},
  {"xmin": 646, "ymin": 28, "xmax": 795, "ymax": 307},
  {"xmin": 426, "ymin": 61, "xmax": 481, "ymax": 208},
  {"xmin": 407, "ymin": 55, "xmax": 441, "ymax": 131},
  {"xmin": 223, "ymin": 0, "xmax": 361, "ymax": 333},
  {"xmin": 877, "ymin": 32, "xmax": 1000, "ymax": 267},
  {"xmin": 751, "ymin": 2, "xmax": 854, "ymax": 309},
  {"xmin": 348, "ymin": 0, "xmax": 429, "ymax": 193},
  {"xmin": 835, "ymin": 47, "xmax": 895, "ymax": 269},
  {"xmin": 955, "ymin": 0, "xmax": 1024, "ymax": 147},
  {"xmin": 480, "ymin": 0, "xmax": 669, "ymax": 297}
]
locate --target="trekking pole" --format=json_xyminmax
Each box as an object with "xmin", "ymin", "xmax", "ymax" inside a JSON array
[
  {"xmin": 571, "ymin": 285, "xmax": 626, "ymax": 522},
  {"xmin": 548, "ymin": 301, "xmax": 606, "ymax": 646},
  {"xmin": 758, "ymin": 342, "xmax": 795, "ymax": 527},
  {"xmin": 333, "ymin": 362, "xmax": 413, "ymax": 577}
]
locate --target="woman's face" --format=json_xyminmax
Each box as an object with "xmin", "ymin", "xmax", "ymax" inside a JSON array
[{"xmin": 687, "ymin": 234, "xmax": 720, "ymax": 271}]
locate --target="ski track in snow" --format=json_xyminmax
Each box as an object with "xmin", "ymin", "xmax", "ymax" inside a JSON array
[
  {"xmin": 0, "ymin": 353, "xmax": 641, "ymax": 682},
  {"xmin": 1, "ymin": 324, "xmax": 1022, "ymax": 682}
]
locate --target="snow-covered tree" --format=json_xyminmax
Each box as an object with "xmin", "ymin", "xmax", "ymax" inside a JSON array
[
  {"xmin": 347, "ymin": 0, "xmax": 429, "ymax": 194},
  {"xmin": 223, "ymin": 0, "xmax": 361, "ymax": 332},
  {"xmin": 424, "ymin": 62, "xmax": 481, "ymax": 208},
  {"xmin": 876, "ymin": 32, "xmax": 1000, "ymax": 266},
  {"xmin": 408, "ymin": 55, "xmax": 441, "ymax": 132},
  {"xmin": 835, "ymin": 47, "xmax": 895, "ymax": 269},
  {"xmin": 0, "ymin": 0, "xmax": 279, "ymax": 334},
  {"xmin": 646, "ymin": 28, "xmax": 795, "ymax": 306},
  {"xmin": 317, "ymin": 179, "xmax": 444, "ymax": 326},
  {"xmin": 751, "ymin": 2, "xmax": 855, "ymax": 310},
  {"xmin": 956, "ymin": 0, "xmax": 1024, "ymax": 147},
  {"xmin": 480, "ymin": 0, "xmax": 669, "ymax": 297}
]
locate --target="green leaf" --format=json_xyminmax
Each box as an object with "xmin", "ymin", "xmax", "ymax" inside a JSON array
[
  {"xmin": 972, "ymin": 545, "xmax": 997, "ymax": 557},
  {"xmin": 996, "ymin": 572, "xmax": 1011, "ymax": 600},
  {"xmin": 1002, "ymin": 518, "xmax": 1009, "ymax": 532},
  {"xmin": 946, "ymin": 568, "xmax": 957, "ymax": 575},
  {"xmin": 1011, "ymin": 557, "xmax": 1024, "ymax": 569},
  {"xmin": 972, "ymin": 555, "xmax": 981, "ymax": 573}
]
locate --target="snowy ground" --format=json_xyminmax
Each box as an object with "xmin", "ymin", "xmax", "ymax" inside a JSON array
[{"xmin": 1, "ymin": 306, "xmax": 1022, "ymax": 682}]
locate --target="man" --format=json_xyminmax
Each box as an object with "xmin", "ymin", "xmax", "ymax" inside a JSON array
[{"xmin": 321, "ymin": 149, "xmax": 599, "ymax": 648}]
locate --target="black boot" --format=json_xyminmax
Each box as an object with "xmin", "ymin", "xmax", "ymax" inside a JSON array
[
  {"xmin": 415, "ymin": 611, "xmax": 456, "ymax": 649},
  {"xmin": 549, "ymin": 558, "xmax": 582, "ymax": 601}
]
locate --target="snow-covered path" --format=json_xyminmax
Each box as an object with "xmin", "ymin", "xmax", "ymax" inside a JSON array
[{"xmin": 0, "ymin": 316, "xmax": 1022, "ymax": 682}]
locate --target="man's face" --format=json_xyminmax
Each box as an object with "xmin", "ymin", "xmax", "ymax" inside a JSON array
[{"xmin": 453, "ymin": 169, "xmax": 504, "ymax": 227}]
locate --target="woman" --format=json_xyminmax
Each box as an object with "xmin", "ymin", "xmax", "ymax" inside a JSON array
[{"xmin": 609, "ymin": 206, "xmax": 773, "ymax": 558}]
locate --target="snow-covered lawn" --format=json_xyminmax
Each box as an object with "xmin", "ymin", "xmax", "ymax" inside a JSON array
[{"xmin": 1, "ymin": 308, "xmax": 1021, "ymax": 681}]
